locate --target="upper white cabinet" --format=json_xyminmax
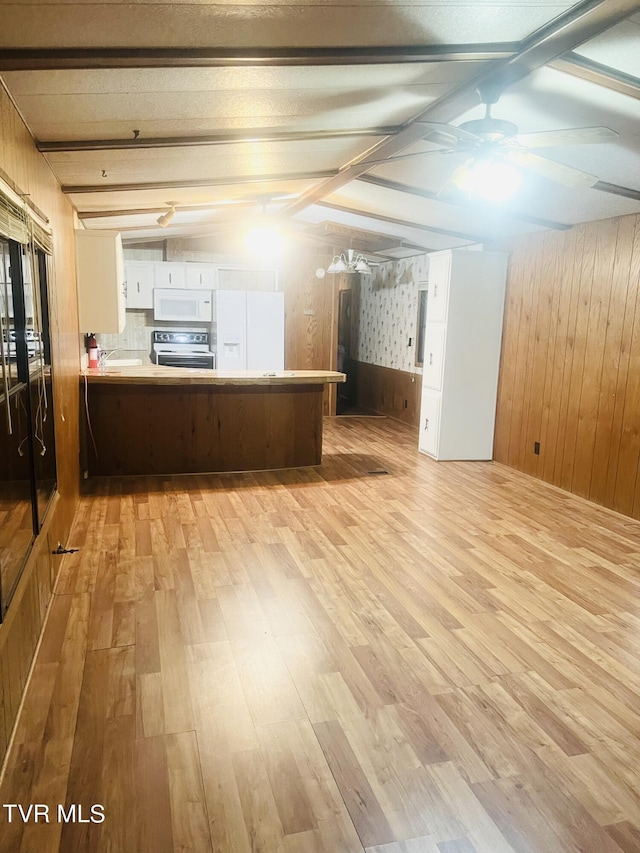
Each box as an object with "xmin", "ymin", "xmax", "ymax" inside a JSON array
[
  {"xmin": 185, "ymin": 263, "xmax": 216, "ymax": 290},
  {"xmin": 425, "ymin": 251, "xmax": 451, "ymax": 323},
  {"xmin": 124, "ymin": 261, "xmax": 155, "ymax": 309},
  {"xmin": 418, "ymin": 249, "xmax": 509, "ymax": 461},
  {"xmin": 153, "ymin": 262, "xmax": 186, "ymax": 289},
  {"xmin": 75, "ymin": 230, "xmax": 126, "ymax": 333},
  {"xmin": 218, "ymin": 267, "xmax": 278, "ymax": 292},
  {"xmin": 122, "ymin": 261, "xmax": 278, "ymax": 311}
]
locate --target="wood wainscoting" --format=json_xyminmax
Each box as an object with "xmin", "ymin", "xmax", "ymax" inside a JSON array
[
  {"xmin": 352, "ymin": 360, "xmax": 421, "ymax": 426},
  {"xmin": 494, "ymin": 212, "xmax": 640, "ymax": 520}
]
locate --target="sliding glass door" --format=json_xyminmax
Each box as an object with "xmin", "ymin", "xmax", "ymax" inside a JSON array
[{"xmin": 0, "ymin": 237, "xmax": 56, "ymax": 618}]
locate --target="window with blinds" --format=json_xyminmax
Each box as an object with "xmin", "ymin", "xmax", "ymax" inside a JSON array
[{"xmin": 0, "ymin": 178, "xmax": 53, "ymax": 254}]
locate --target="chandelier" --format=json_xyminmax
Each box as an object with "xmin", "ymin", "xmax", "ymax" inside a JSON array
[{"xmin": 326, "ymin": 249, "xmax": 372, "ymax": 275}]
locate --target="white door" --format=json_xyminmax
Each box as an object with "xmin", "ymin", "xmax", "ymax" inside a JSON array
[
  {"xmin": 246, "ymin": 291, "xmax": 284, "ymax": 370},
  {"xmin": 215, "ymin": 290, "xmax": 247, "ymax": 370}
]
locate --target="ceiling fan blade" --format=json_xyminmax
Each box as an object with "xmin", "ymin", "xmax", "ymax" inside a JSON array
[
  {"xmin": 506, "ymin": 149, "xmax": 599, "ymax": 188},
  {"xmin": 415, "ymin": 121, "xmax": 482, "ymax": 147},
  {"xmin": 359, "ymin": 147, "xmax": 454, "ymax": 169},
  {"xmin": 513, "ymin": 126, "xmax": 619, "ymax": 149}
]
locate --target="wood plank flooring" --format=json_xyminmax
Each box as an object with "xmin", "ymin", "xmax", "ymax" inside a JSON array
[{"xmin": 2, "ymin": 416, "xmax": 640, "ymax": 852}]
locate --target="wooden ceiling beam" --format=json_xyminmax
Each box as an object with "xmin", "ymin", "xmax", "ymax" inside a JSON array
[
  {"xmin": 315, "ymin": 201, "xmax": 486, "ymax": 243},
  {"xmin": 593, "ymin": 180, "xmax": 640, "ymax": 200},
  {"xmin": 357, "ymin": 174, "xmax": 572, "ymax": 231},
  {"xmin": 38, "ymin": 126, "xmax": 402, "ymax": 153},
  {"xmin": 62, "ymin": 169, "xmax": 338, "ymax": 195},
  {"xmin": 550, "ymin": 52, "xmax": 640, "ymax": 98},
  {"xmin": 0, "ymin": 44, "xmax": 515, "ymax": 71}
]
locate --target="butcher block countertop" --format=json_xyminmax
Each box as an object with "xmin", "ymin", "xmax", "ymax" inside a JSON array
[{"xmin": 82, "ymin": 366, "xmax": 346, "ymax": 386}]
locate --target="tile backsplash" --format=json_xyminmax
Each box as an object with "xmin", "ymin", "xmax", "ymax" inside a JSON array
[{"xmin": 97, "ymin": 310, "xmax": 208, "ymax": 364}]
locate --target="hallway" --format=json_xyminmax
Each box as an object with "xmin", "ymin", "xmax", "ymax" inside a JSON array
[{"xmin": 2, "ymin": 417, "xmax": 640, "ymax": 852}]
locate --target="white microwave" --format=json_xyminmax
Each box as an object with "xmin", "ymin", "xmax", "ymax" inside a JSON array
[{"xmin": 153, "ymin": 288, "xmax": 212, "ymax": 322}]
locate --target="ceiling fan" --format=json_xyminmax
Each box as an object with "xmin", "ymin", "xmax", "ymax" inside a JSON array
[{"xmin": 367, "ymin": 88, "xmax": 619, "ymax": 194}]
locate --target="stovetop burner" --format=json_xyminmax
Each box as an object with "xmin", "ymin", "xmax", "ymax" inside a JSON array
[
  {"xmin": 151, "ymin": 330, "xmax": 216, "ymax": 369},
  {"xmin": 152, "ymin": 330, "xmax": 211, "ymax": 350}
]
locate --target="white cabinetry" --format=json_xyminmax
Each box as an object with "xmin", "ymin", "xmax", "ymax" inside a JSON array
[
  {"xmin": 75, "ymin": 229, "xmax": 126, "ymax": 333},
  {"xmin": 218, "ymin": 267, "xmax": 278, "ymax": 291},
  {"xmin": 121, "ymin": 260, "xmax": 279, "ymax": 315},
  {"xmin": 418, "ymin": 249, "xmax": 508, "ymax": 461},
  {"xmin": 153, "ymin": 262, "xmax": 186, "ymax": 289},
  {"xmin": 418, "ymin": 390, "xmax": 441, "ymax": 457},
  {"xmin": 185, "ymin": 263, "xmax": 216, "ymax": 289},
  {"xmin": 124, "ymin": 261, "xmax": 154, "ymax": 309}
]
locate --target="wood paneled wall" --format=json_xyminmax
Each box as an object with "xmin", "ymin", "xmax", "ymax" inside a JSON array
[
  {"xmin": 280, "ymin": 242, "xmax": 342, "ymax": 414},
  {"xmin": 353, "ymin": 360, "xmax": 421, "ymax": 426},
  {"xmin": 494, "ymin": 213, "xmax": 640, "ymax": 519},
  {"xmin": 0, "ymin": 81, "xmax": 80, "ymax": 764}
]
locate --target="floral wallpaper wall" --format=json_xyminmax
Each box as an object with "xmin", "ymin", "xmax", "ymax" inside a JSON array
[{"xmin": 354, "ymin": 253, "xmax": 429, "ymax": 373}]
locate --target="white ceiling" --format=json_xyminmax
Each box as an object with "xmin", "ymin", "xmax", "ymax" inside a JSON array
[{"xmin": 1, "ymin": 1, "xmax": 639, "ymax": 258}]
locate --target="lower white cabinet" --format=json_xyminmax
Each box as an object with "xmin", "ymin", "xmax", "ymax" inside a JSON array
[
  {"xmin": 418, "ymin": 390, "xmax": 441, "ymax": 457},
  {"xmin": 418, "ymin": 249, "xmax": 508, "ymax": 461}
]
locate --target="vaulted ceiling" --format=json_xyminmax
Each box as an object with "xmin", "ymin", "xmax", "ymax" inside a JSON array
[{"xmin": 1, "ymin": 0, "xmax": 639, "ymax": 261}]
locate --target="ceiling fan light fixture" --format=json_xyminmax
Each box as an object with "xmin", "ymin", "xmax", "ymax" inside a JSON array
[
  {"xmin": 452, "ymin": 158, "xmax": 521, "ymax": 202},
  {"xmin": 244, "ymin": 222, "xmax": 284, "ymax": 259}
]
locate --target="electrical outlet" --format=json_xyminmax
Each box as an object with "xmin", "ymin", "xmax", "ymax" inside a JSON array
[{"xmin": 534, "ymin": 441, "xmax": 540, "ymax": 455}]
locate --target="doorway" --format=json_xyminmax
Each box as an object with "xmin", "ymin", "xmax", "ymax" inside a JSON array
[{"xmin": 336, "ymin": 288, "xmax": 355, "ymax": 414}]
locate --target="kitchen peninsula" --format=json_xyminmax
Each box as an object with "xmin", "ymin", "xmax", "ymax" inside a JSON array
[{"xmin": 82, "ymin": 367, "xmax": 345, "ymax": 476}]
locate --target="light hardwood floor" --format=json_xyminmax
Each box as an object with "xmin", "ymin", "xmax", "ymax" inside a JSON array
[{"xmin": 2, "ymin": 417, "xmax": 640, "ymax": 852}]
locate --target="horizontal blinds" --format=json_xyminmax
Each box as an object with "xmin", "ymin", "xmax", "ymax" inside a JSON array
[
  {"xmin": 0, "ymin": 178, "xmax": 53, "ymax": 254},
  {"xmin": 30, "ymin": 220, "xmax": 53, "ymax": 254},
  {"xmin": 0, "ymin": 191, "xmax": 30, "ymax": 244}
]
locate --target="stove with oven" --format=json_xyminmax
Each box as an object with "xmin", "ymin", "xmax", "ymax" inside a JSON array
[{"xmin": 151, "ymin": 330, "xmax": 216, "ymax": 369}]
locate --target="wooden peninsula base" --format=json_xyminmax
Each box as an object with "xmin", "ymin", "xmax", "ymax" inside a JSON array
[{"xmin": 82, "ymin": 368, "xmax": 345, "ymax": 476}]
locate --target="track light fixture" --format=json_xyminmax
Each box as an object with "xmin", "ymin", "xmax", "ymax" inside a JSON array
[{"xmin": 157, "ymin": 203, "xmax": 176, "ymax": 228}]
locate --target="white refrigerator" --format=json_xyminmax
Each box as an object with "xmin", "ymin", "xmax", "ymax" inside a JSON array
[{"xmin": 213, "ymin": 290, "xmax": 285, "ymax": 371}]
